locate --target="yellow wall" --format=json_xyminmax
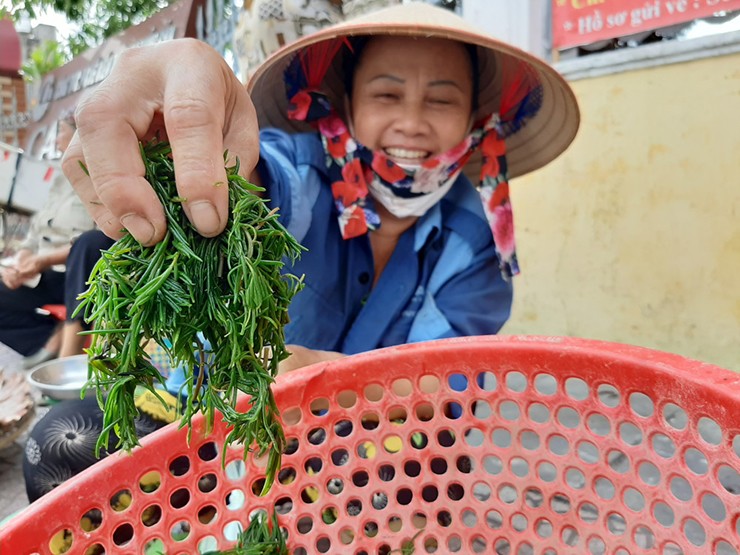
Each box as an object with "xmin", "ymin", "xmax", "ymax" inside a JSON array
[{"xmin": 503, "ymin": 51, "xmax": 740, "ymax": 372}]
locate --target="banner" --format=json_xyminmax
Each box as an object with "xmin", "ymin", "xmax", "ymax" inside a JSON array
[{"xmin": 552, "ymin": 0, "xmax": 740, "ymax": 49}]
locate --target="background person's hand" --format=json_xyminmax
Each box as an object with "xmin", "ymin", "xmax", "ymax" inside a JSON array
[
  {"xmin": 13, "ymin": 254, "xmax": 43, "ymax": 281},
  {"xmin": 278, "ymin": 344, "xmax": 346, "ymax": 375},
  {"xmin": 62, "ymin": 39, "xmax": 261, "ymax": 246},
  {"xmin": 1, "ymin": 267, "xmax": 22, "ymax": 290}
]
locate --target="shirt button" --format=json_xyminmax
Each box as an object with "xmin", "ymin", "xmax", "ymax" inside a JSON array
[{"xmin": 358, "ymin": 272, "xmax": 370, "ymax": 284}]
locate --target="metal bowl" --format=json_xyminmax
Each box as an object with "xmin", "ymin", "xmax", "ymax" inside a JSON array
[{"xmin": 27, "ymin": 355, "xmax": 90, "ymax": 401}]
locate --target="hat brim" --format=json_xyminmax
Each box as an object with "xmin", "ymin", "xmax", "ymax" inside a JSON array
[{"xmin": 247, "ymin": 2, "xmax": 580, "ymax": 180}]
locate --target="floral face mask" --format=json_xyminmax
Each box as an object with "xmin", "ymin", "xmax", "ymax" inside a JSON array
[{"xmin": 284, "ymin": 41, "xmax": 543, "ymax": 280}]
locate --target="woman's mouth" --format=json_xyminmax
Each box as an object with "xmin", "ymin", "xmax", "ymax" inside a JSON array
[{"xmin": 383, "ymin": 147, "xmax": 430, "ymax": 163}]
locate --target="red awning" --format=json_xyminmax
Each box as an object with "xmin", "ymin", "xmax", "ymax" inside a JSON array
[{"xmin": 0, "ymin": 19, "xmax": 22, "ymax": 75}]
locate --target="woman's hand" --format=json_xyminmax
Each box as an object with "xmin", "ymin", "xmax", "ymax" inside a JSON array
[
  {"xmin": 278, "ymin": 345, "xmax": 346, "ymax": 375},
  {"xmin": 62, "ymin": 39, "xmax": 261, "ymax": 246}
]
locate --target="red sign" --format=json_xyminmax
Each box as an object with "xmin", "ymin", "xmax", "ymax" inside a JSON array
[{"xmin": 553, "ymin": 0, "xmax": 740, "ymax": 49}]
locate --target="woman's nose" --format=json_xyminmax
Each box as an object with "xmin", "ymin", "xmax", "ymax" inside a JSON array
[{"xmin": 392, "ymin": 102, "xmax": 430, "ymax": 136}]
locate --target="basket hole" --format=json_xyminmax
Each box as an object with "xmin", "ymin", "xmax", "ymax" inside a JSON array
[
  {"xmin": 524, "ymin": 487, "xmax": 544, "ymax": 508},
  {"xmin": 471, "ymin": 399, "xmax": 492, "ymax": 419},
  {"xmin": 198, "ymin": 504, "xmax": 218, "ymax": 524},
  {"xmin": 638, "ymin": 461, "xmax": 661, "ymax": 486},
  {"xmin": 332, "ymin": 419, "xmax": 353, "ymax": 439},
  {"xmin": 476, "ymin": 371, "xmax": 497, "ymax": 391},
  {"xmin": 423, "ymin": 536, "xmax": 439, "ymax": 552},
  {"xmin": 494, "ymin": 539, "xmax": 512, "ymax": 554},
  {"xmin": 364, "ymin": 384, "xmax": 384, "ymax": 403},
  {"xmin": 510, "ymin": 512, "xmax": 527, "ymax": 531},
  {"xmin": 464, "ymin": 428, "xmax": 484, "ymax": 448},
  {"xmin": 520, "ymin": 430, "xmax": 541, "ymax": 450},
  {"xmin": 606, "ymin": 512, "xmax": 626, "ymax": 535},
  {"xmin": 623, "ymin": 487, "xmax": 646, "ymax": 512},
  {"xmin": 483, "ymin": 455, "xmax": 503, "ymax": 476},
  {"xmin": 448, "ymin": 373, "xmax": 468, "ymax": 392},
  {"xmin": 275, "ymin": 496, "xmax": 294, "ymax": 515},
  {"xmin": 517, "ymin": 542, "xmax": 535, "ymax": 555},
  {"xmin": 383, "ymin": 434, "xmax": 403, "ymax": 453},
  {"xmin": 619, "ymin": 421, "xmax": 643, "ymax": 446},
  {"xmin": 419, "ymin": 374, "xmax": 440, "ymax": 394},
  {"xmin": 363, "ymin": 520, "xmax": 379, "ymax": 537},
  {"xmin": 327, "ymin": 477, "xmax": 344, "ymax": 495},
  {"xmin": 310, "ymin": 397, "xmax": 330, "ymax": 416},
  {"xmin": 447, "ymin": 535, "xmax": 462, "ymax": 552},
  {"xmin": 594, "ymin": 477, "xmax": 615, "ymax": 500},
  {"xmin": 497, "ymin": 484, "xmax": 517, "ymax": 504},
  {"xmin": 316, "ymin": 537, "xmax": 331, "ymax": 553},
  {"xmin": 331, "ymin": 448, "xmax": 349, "ymax": 466},
  {"xmin": 83, "ymin": 544, "xmax": 104, "ymax": 555},
  {"xmin": 197, "ymin": 441, "xmax": 217, "ymax": 461},
  {"xmin": 278, "ymin": 466, "xmax": 296, "ymax": 485},
  {"xmin": 443, "ymin": 401, "xmax": 463, "ymax": 420},
  {"xmin": 447, "ymin": 483, "xmax": 465, "ymax": 501},
  {"xmin": 565, "ymin": 377, "xmax": 589, "ymax": 401},
  {"xmin": 511, "ymin": 457, "xmax": 530, "ymax": 478},
  {"xmin": 361, "ymin": 412, "xmax": 380, "ymax": 430},
  {"xmin": 198, "ymin": 473, "xmax": 218, "ymax": 493},
  {"xmin": 472, "ymin": 482, "xmax": 491, "ymax": 502},
  {"xmin": 223, "ymin": 520, "xmax": 243, "ymax": 541},
  {"xmin": 701, "ymin": 492, "xmax": 727, "ymax": 522},
  {"xmin": 308, "ymin": 427, "xmax": 327, "ymax": 445},
  {"xmin": 110, "ymin": 489, "xmax": 132, "ymax": 512},
  {"xmin": 112, "ymin": 522, "xmax": 134, "ymax": 546},
  {"xmin": 557, "ymin": 406, "xmax": 580, "ymax": 429},
  {"xmin": 578, "ymin": 502, "xmax": 599, "ymax": 523},
  {"xmin": 733, "ymin": 434, "xmax": 740, "ymax": 458},
  {"xmin": 430, "ymin": 457, "xmax": 447, "ymax": 475},
  {"xmin": 143, "ymin": 539, "xmax": 164, "ymax": 554},
  {"xmin": 80, "ymin": 508, "xmax": 103, "ymax": 532},
  {"xmin": 684, "ymin": 517, "xmax": 706, "ymax": 546},
  {"xmin": 597, "ymin": 384, "xmax": 620, "ymax": 408},
  {"xmin": 282, "ymin": 406, "xmax": 302, "ymax": 426},
  {"xmin": 587, "ymin": 413, "xmax": 611, "ymax": 437},
  {"xmin": 588, "ymin": 537, "xmax": 606, "ymax": 555},
  {"xmin": 392, "ymin": 378, "xmax": 413, "ymax": 397},
  {"xmin": 412, "ymin": 512, "xmax": 427, "ymax": 529},
  {"xmin": 225, "ymin": 489, "xmax": 245, "ymax": 510},
  {"xmin": 169, "ymin": 455, "xmax": 190, "ymax": 477},
  {"xmin": 663, "ymin": 403, "xmax": 688, "ymax": 430},
  {"xmin": 170, "ymin": 487, "xmax": 190, "ymax": 509},
  {"xmin": 197, "ymin": 536, "xmax": 219, "ymax": 554},
  {"xmin": 528, "ymin": 402, "xmax": 550, "ymax": 423},
  {"xmin": 336, "ymin": 389, "xmax": 357, "ymax": 409},
  {"xmin": 251, "ymin": 478, "xmax": 266, "ymax": 496},
  {"xmin": 492, "ymin": 428, "xmax": 511, "ymax": 448},
  {"xmin": 415, "ymin": 402, "xmax": 434, "ymax": 422},
  {"xmin": 284, "ymin": 437, "xmax": 299, "ymax": 455},
  {"xmin": 562, "ymin": 526, "xmax": 580, "ymax": 546},
  {"xmin": 698, "ymin": 417, "xmax": 723, "ymax": 446},
  {"xmin": 451, "ymin": 455, "xmax": 471, "ymax": 474},
  {"xmin": 404, "ymin": 460, "xmax": 421, "ymax": 477},
  {"xmin": 505, "ymin": 371, "xmax": 527, "ymax": 392},
  {"xmin": 607, "ymin": 449, "xmax": 630, "ymax": 473},
  {"xmin": 670, "ymin": 475, "xmax": 693, "ymax": 501},
  {"xmin": 301, "ymin": 486, "xmax": 320, "ymax": 504},
  {"xmin": 685, "ymin": 447, "xmax": 709, "ymax": 475},
  {"xmin": 396, "ymin": 487, "xmax": 413, "ymax": 505},
  {"xmin": 534, "ymin": 373, "xmax": 557, "ymax": 395},
  {"xmin": 297, "ymin": 516, "xmax": 313, "ymax": 534},
  {"xmin": 49, "ymin": 529, "xmax": 73, "ymax": 554},
  {"xmin": 537, "ymin": 461, "xmax": 557, "ymax": 482},
  {"xmin": 141, "ymin": 503, "xmax": 163, "ymax": 526},
  {"xmin": 437, "ymin": 429, "xmax": 456, "ymax": 447},
  {"xmin": 551, "ymin": 493, "xmax": 571, "ymax": 514},
  {"xmin": 566, "ymin": 467, "xmax": 585, "ymax": 489},
  {"xmin": 482, "ymin": 510, "xmax": 500, "ymax": 530},
  {"xmin": 321, "ymin": 506, "xmax": 338, "ymax": 525},
  {"xmin": 372, "ymin": 491, "xmax": 389, "ymax": 510},
  {"xmin": 422, "ymin": 485, "xmax": 439, "ymax": 502},
  {"xmin": 662, "ymin": 543, "xmax": 683, "ymax": 555},
  {"xmin": 653, "ymin": 502, "xmax": 675, "ymax": 527},
  {"xmin": 547, "ymin": 434, "xmax": 569, "ymax": 456},
  {"xmin": 378, "ymin": 545, "xmax": 392, "ymax": 555},
  {"xmin": 577, "ymin": 440, "xmax": 600, "ymax": 464},
  {"xmin": 378, "ymin": 464, "xmax": 395, "ymax": 482},
  {"xmin": 629, "ymin": 392, "xmax": 654, "ymax": 418},
  {"xmin": 499, "ymin": 400, "xmax": 520, "ymax": 421},
  {"xmin": 718, "ymin": 464, "xmax": 740, "ymax": 494},
  {"xmin": 388, "ymin": 515, "xmax": 403, "ymax": 532},
  {"xmin": 305, "ymin": 456, "xmax": 324, "ymax": 474},
  {"xmin": 347, "ymin": 498, "xmax": 363, "ymax": 517},
  {"xmin": 358, "ymin": 441, "xmax": 377, "ymax": 460},
  {"xmin": 294, "ymin": 548, "xmax": 308, "ymax": 555},
  {"xmin": 340, "ymin": 528, "xmax": 355, "ymax": 545},
  {"xmin": 534, "ymin": 518, "xmax": 552, "ymax": 538},
  {"xmin": 652, "ymin": 433, "xmax": 677, "ymax": 458},
  {"xmin": 716, "ymin": 541, "xmax": 739, "ymax": 555}
]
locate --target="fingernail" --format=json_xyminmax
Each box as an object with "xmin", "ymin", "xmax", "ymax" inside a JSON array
[
  {"xmin": 188, "ymin": 200, "xmax": 221, "ymax": 236},
  {"xmin": 121, "ymin": 214, "xmax": 155, "ymax": 245}
]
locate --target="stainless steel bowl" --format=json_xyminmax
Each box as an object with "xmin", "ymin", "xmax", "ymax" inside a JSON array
[{"xmin": 27, "ymin": 355, "xmax": 90, "ymax": 401}]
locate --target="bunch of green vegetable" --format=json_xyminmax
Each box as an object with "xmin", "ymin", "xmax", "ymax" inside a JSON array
[
  {"xmin": 76, "ymin": 141, "xmax": 303, "ymax": 492},
  {"xmin": 206, "ymin": 511, "xmax": 288, "ymax": 555}
]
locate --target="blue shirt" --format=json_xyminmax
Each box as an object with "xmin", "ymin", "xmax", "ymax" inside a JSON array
[{"xmin": 258, "ymin": 129, "xmax": 512, "ymax": 355}]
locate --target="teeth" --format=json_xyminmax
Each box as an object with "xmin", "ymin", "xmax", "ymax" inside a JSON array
[{"xmin": 385, "ymin": 147, "xmax": 428, "ymax": 159}]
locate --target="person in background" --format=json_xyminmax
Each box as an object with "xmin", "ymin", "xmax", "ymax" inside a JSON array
[{"xmin": 0, "ymin": 114, "xmax": 96, "ymax": 365}]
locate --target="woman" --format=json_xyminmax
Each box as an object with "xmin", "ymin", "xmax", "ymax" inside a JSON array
[{"xmin": 63, "ymin": 2, "xmax": 579, "ymax": 370}]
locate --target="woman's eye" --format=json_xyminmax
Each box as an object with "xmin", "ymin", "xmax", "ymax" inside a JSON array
[
  {"xmin": 429, "ymin": 98, "xmax": 452, "ymax": 105},
  {"xmin": 375, "ymin": 92, "xmax": 399, "ymax": 100}
]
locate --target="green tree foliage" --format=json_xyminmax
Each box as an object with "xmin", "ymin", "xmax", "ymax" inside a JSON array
[
  {"xmin": 21, "ymin": 39, "xmax": 66, "ymax": 81},
  {"xmin": 11, "ymin": 0, "xmax": 175, "ymax": 56}
]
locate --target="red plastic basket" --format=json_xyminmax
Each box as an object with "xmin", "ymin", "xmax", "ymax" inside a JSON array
[{"xmin": 1, "ymin": 336, "xmax": 739, "ymax": 555}]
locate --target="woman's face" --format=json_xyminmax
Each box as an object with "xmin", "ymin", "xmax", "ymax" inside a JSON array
[{"xmin": 350, "ymin": 36, "xmax": 474, "ymax": 166}]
